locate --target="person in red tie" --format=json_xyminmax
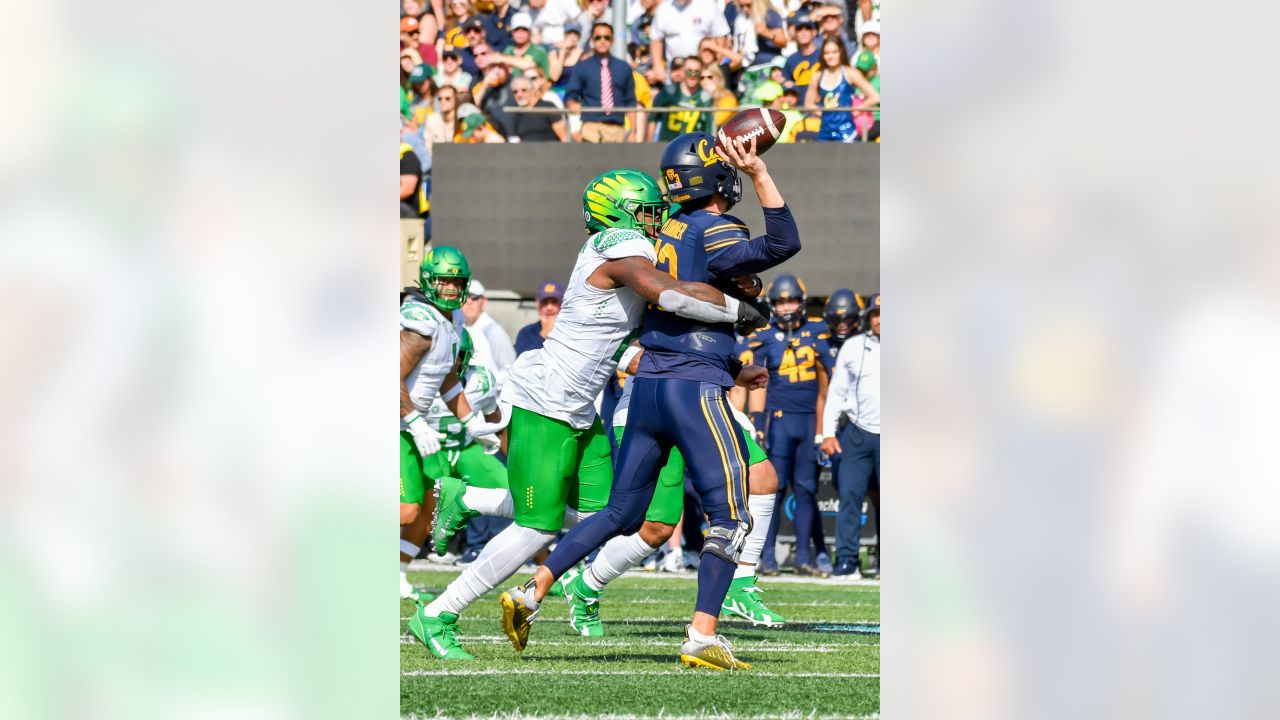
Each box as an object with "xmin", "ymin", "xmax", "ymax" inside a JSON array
[{"xmin": 564, "ymin": 22, "xmax": 638, "ymax": 143}]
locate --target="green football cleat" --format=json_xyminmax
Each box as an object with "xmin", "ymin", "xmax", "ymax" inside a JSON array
[
  {"xmin": 679, "ymin": 628, "xmax": 751, "ymax": 671},
  {"xmin": 565, "ymin": 570, "xmax": 604, "ymax": 637},
  {"xmin": 431, "ymin": 475, "xmax": 477, "ymax": 556},
  {"xmin": 721, "ymin": 575, "xmax": 786, "ymax": 627},
  {"xmin": 407, "ymin": 610, "xmax": 475, "ymax": 660}
]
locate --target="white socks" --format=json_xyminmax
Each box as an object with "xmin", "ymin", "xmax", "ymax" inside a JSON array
[
  {"xmin": 463, "ymin": 486, "xmax": 514, "ymax": 518},
  {"xmin": 737, "ymin": 492, "xmax": 776, "ymax": 578},
  {"xmin": 584, "ymin": 533, "xmax": 654, "ymax": 592},
  {"xmin": 424, "ymin": 523, "xmax": 555, "ymax": 617},
  {"xmin": 401, "ymin": 540, "xmax": 420, "ymax": 559}
]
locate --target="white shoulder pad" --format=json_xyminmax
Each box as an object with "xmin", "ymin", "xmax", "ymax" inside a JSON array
[
  {"xmin": 400, "ymin": 299, "xmax": 442, "ymax": 337},
  {"xmin": 465, "ymin": 366, "xmax": 500, "ymax": 413},
  {"xmin": 592, "ymin": 228, "xmax": 657, "ymax": 263}
]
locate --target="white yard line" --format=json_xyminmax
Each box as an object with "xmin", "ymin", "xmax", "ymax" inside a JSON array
[
  {"xmin": 403, "ymin": 714, "xmax": 879, "ymax": 720},
  {"xmin": 399, "ymin": 635, "xmax": 878, "ymax": 650},
  {"xmin": 403, "ymin": 668, "xmax": 879, "ymax": 678},
  {"xmin": 401, "ymin": 616, "xmax": 880, "ymax": 624}
]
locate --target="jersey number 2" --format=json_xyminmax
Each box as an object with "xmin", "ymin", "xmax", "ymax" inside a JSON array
[{"xmin": 654, "ymin": 238, "xmax": 679, "ymax": 280}]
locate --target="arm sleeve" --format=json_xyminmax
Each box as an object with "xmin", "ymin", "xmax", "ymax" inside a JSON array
[
  {"xmin": 706, "ymin": 205, "xmax": 802, "ymax": 275},
  {"xmin": 565, "ymin": 62, "xmax": 586, "ymax": 103},
  {"xmin": 821, "ymin": 344, "xmax": 852, "ymax": 437},
  {"xmin": 621, "ymin": 61, "xmax": 637, "ymax": 106}
]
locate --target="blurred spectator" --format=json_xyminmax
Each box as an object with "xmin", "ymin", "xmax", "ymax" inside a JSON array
[
  {"xmin": 444, "ymin": 0, "xmax": 479, "ymax": 52},
  {"xmin": 508, "ymin": 75, "xmax": 568, "ymax": 142},
  {"xmin": 813, "ymin": 3, "xmax": 855, "ymax": 57},
  {"xmin": 782, "ymin": 12, "xmax": 820, "ymax": 88},
  {"xmin": 399, "ymin": 142, "xmax": 429, "ymax": 219},
  {"xmin": 478, "ymin": 0, "xmax": 518, "ymax": 50},
  {"xmin": 473, "ymin": 56, "xmax": 517, "ymax": 136},
  {"xmin": 565, "ymin": 22, "xmax": 638, "ymax": 143},
  {"xmin": 698, "ymin": 36, "xmax": 741, "ymax": 76},
  {"xmin": 726, "ymin": 0, "xmax": 787, "ymax": 70},
  {"xmin": 821, "ymin": 293, "xmax": 879, "ymax": 578},
  {"xmin": 524, "ymin": 67, "xmax": 564, "ymax": 108},
  {"xmin": 804, "ymin": 37, "xmax": 877, "ymax": 142},
  {"xmin": 436, "ymin": 50, "xmax": 474, "ymax": 91},
  {"xmin": 515, "ymin": 281, "xmax": 564, "ymax": 355},
  {"xmin": 652, "ymin": 55, "xmax": 710, "ymax": 141},
  {"xmin": 533, "ymin": 0, "xmax": 582, "ymax": 45},
  {"xmin": 576, "ymin": 0, "xmax": 613, "ymax": 44},
  {"xmin": 498, "ymin": 12, "xmax": 552, "ymax": 80},
  {"xmin": 425, "ymin": 84, "xmax": 461, "ymax": 145},
  {"xmin": 630, "ymin": 0, "xmax": 659, "ymax": 46},
  {"xmin": 548, "ymin": 22, "xmax": 584, "ymax": 86},
  {"xmin": 407, "ymin": 68, "xmax": 439, "ymax": 126},
  {"xmin": 461, "ymin": 280, "xmax": 518, "ymax": 383},
  {"xmin": 780, "ymin": 85, "xmax": 824, "ymax": 142},
  {"xmin": 401, "ymin": 48, "xmax": 424, "ymax": 93},
  {"xmin": 455, "ymin": 112, "xmax": 505, "ymax": 143},
  {"xmin": 854, "ymin": 0, "xmax": 879, "ymax": 38},
  {"xmin": 857, "ymin": 19, "xmax": 878, "ymax": 61},
  {"xmin": 455, "ymin": 20, "xmax": 490, "ymax": 77},
  {"xmin": 628, "ymin": 46, "xmax": 654, "ymax": 140},
  {"xmin": 700, "ymin": 65, "xmax": 739, "ymax": 127},
  {"xmin": 852, "ymin": 36, "xmax": 879, "ymax": 142},
  {"xmin": 401, "ymin": 15, "xmax": 441, "ymax": 67},
  {"xmin": 648, "ymin": 0, "xmax": 730, "ymax": 86}
]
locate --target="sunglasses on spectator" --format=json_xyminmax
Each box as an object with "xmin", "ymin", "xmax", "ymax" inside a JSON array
[
  {"xmin": 593, "ymin": 34, "xmax": 612, "ymax": 41},
  {"xmin": 408, "ymin": 31, "xmax": 420, "ymax": 37}
]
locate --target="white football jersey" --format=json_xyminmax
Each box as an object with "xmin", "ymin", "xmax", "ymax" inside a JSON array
[
  {"xmin": 429, "ymin": 364, "xmax": 500, "ymax": 449},
  {"xmin": 502, "ymin": 228, "xmax": 657, "ymax": 429},
  {"xmin": 401, "ymin": 296, "xmax": 461, "ymax": 421}
]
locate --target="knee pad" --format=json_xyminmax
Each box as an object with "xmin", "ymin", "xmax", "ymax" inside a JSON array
[{"xmin": 701, "ymin": 520, "xmax": 751, "ymax": 564}]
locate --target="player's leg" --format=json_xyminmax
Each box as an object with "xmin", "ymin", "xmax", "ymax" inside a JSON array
[
  {"xmin": 565, "ymin": 428, "xmax": 686, "ymax": 636},
  {"xmin": 400, "ymin": 432, "xmax": 437, "ymax": 602},
  {"xmin": 673, "ymin": 381, "xmax": 752, "ymax": 670},
  {"xmin": 722, "ymin": 425, "xmax": 787, "ymax": 627},
  {"xmin": 408, "ymin": 408, "xmax": 572, "ymax": 659},
  {"xmin": 761, "ymin": 415, "xmax": 795, "ymax": 575},
  {"xmin": 432, "ymin": 444, "xmax": 514, "ymax": 554},
  {"xmin": 788, "ymin": 414, "xmax": 827, "ymax": 577},
  {"xmin": 833, "ymin": 422, "xmax": 874, "ymax": 577},
  {"xmin": 515, "ymin": 378, "xmax": 671, "ymax": 605}
]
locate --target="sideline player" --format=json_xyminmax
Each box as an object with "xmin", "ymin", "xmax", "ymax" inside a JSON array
[
  {"xmin": 401, "ymin": 248, "xmax": 502, "ymax": 598},
  {"xmin": 505, "ymin": 132, "xmax": 801, "ymax": 671},
  {"xmin": 406, "ymin": 169, "xmax": 767, "ymax": 659},
  {"xmin": 744, "ymin": 274, "xmax": 833, "ymax": 577},
  {"xmin": 559, "ymin": 344, "xmax": 786, "ymax": 637}
]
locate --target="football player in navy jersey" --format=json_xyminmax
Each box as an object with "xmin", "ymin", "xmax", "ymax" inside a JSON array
[
  {"xmin": 822, "ymin": 288, "xmax": 862, "ymax": 361},
  {"xmin": 739, "ymin": 274, "xmax": 833, "ymax": 577},
  {"xmin": 505, "ymin": 131, "xmax": 801, "ymax": 670}
]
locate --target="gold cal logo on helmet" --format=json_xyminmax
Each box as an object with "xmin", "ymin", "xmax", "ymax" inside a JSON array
[{"xmin": 696, "ymin": 138, "xmax": 721, "ymax": 167}]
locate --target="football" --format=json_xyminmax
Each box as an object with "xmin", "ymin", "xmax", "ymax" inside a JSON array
[{"xmin": 715, "ymin": 108, "xmax": 788, "ymax": 157}]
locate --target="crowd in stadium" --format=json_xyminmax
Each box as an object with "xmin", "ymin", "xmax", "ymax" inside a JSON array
[{"xmin": 399, "ymin": 0, "xmax": 881, "ymax": 148}]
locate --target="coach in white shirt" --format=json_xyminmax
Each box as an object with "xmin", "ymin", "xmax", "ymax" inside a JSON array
[
  {"xmin": 647, "ymin": 0, "xmax": 730, "ymax": 84},
  {"xmin": 820, "ymin": 292, "xmax": 879, "ymax": 577},
  {"xmin": 460, "ymin": 280, "xmax": 517, "ymax": 389}
]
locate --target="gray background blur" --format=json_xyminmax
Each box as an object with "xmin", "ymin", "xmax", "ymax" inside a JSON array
[{"xmin": 430, "ymin": 144, "xmax": 879, "ymax": 296}]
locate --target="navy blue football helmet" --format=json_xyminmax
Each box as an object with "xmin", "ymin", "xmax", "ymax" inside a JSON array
[
  {"xmin": 766, "ymin": 274, "xmax": 807, "ymax": 326},
  {"xmin": 659, "ymin": 132, "xmax": 742, "ymax": 209},
  {"xmin": 824, "ymin": 289, "xmax": 861, "ymax": 340}
]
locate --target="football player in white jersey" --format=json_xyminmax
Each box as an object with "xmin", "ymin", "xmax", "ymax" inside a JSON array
[
  {"xmin": 407, "ymin": 169, "xmax": 768, "ymax": 659},
  {"xmin": 400, "ymin": 329, "xmax": 513, "ymax": 602},
  {"xmin": 400, "ymin": 248, "xmax": 503, "ymax": 600}
]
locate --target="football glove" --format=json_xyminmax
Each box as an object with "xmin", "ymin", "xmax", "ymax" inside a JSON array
[{"xmin": 404, "ymin": 411, "xmax": 442, "ymax": 457}]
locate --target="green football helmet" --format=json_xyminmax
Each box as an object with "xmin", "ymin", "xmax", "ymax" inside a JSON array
[
  {"xmin": 420, "ymin": 245, "xmax": 472, "ymax": 311},
  {"xmin": 456, "ymin": 328, "xmax": 474, "ymax": 376},
  {"xmin": 582, "ymin": 169, "xmax": 666, "ymax": 238}
]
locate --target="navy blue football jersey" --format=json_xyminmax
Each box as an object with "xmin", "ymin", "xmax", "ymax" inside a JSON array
[
  {"xmin": 746, "ymin": 318, "xmax": 831, "ymax": 413},
  {"xmin": 637, "ymin": 204, "xmax": 801, "ymax": 387}
]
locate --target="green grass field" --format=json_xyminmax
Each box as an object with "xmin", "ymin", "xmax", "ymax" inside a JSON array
[{"xmin": 401, "ymin": 567, "xmax": 880, "ymax": 719}]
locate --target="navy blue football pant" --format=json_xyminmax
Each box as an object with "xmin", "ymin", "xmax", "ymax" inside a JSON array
[
  {"xmin": 762, "ymin": 410, "xmax": 827, "ymax": 566},
  {"xmin": 543, "ymin": 377, "xmax": 751, "ymax": 617},
  {"xmin": 835, "ymin": 423, "xmax": 880, "ymax": 565}
]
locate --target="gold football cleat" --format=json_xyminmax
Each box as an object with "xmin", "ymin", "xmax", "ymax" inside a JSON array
[
  {"xmin": 679, "ymin": 632, "xmax": 752, "ymax": 670},
  {"xmin": 499, "ymin": 585, "xmax": 539, "ymax": 651}
]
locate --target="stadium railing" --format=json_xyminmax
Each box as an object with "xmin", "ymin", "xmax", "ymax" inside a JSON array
[{"xmin": 502, "ymin": 105, "xmax": 881, "ymax": 142}]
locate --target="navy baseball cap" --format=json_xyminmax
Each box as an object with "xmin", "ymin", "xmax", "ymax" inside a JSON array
[{"xmin": 536, "ymin": 281, "xmax": 565, "ymax": 302}]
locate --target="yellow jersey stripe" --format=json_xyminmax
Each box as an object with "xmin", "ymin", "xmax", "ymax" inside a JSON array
[
  {"xmin": 700, "ymin": 394, "xmax": 737, "ymax": 522},
  {"xmin": 705, "ymin": 238, "xmax": 745, "ymax": 252},
  {"xmin": 705, "ymin": 224, "xmax": 748, "ymax": 235},
  {"xmin": 711, "ymin": 396, "xmax": 748, "ymax": 515}
]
